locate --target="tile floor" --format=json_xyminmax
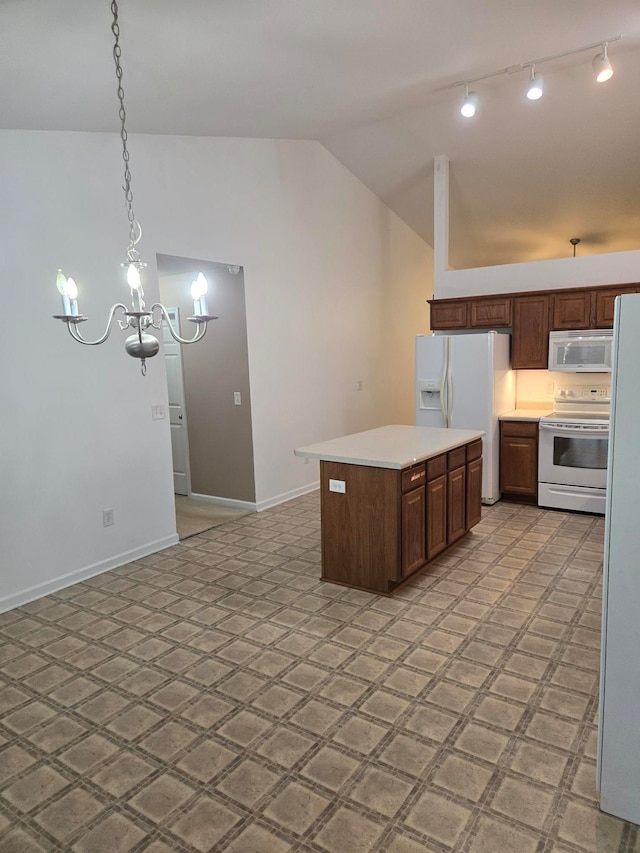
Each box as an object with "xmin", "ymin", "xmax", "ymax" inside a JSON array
[{"xmin": 0, "ymin": 495, "xmax": 638, "ymax": 852}]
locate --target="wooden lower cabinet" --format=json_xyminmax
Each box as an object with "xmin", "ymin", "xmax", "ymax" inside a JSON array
[
  {"xmin": 500, "ymin": 421, "xmax": 538, "ymax": 501},
  {"xmin": 466, "ymin": 457, "xmax": 483, "ymax": 528},
  {"xmin": 319, "ymin": 441, "xmax": 483, "ymax": 595},
  {"xmin": 426, "ymin": 475, "xmax": 447, "ymax": 560},
  {"xmin": 401, "ymin": 485, "xmax": 426, "ymax": 576},
  {"xmin": 447, "ymin": 465, "xmax": 467, "ymax": 543}
]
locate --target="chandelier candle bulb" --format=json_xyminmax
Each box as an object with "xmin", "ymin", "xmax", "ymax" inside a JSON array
[
  {"xmin": 66, "ymin": 277, "xmax": 79, "ymax": 316},
  {"xmin": 196, "ymin": 272, "xmax": 208, "ymax": 316},
  {"xmin": 56, "ymin": 270, "xmax": 71, "ymax": 315},
  {"xmin": 190, "ymin": 280, "xmax": 202, "ymax": 316}
]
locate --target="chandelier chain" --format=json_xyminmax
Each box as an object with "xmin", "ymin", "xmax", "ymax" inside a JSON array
[{"xmin": 110, "ymin": 0, "xmax": 140, "ymax": 262}]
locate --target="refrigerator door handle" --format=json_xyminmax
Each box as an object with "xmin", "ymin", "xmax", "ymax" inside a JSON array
[
  {"xmin": 446, "ymin": 337, "xmax": 453, "ymax": 428},
  {"xmin": 439, "ymin": 338, "xmax": 448, "ymax": 428}
]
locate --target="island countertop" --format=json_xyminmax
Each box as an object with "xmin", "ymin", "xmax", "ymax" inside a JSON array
[{"xmin": 294, "ymin": 424, "xmax": 485, "ymax": 470}]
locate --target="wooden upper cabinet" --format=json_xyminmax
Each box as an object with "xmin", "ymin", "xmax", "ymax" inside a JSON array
[
  {"xmin": 594, "ymin": 286, "xmax": 640, "ymax": 328},
  {"xmin": 430, "ymin": 300, "xmax": 468, "ymax": 330},
  {"xmin": 470, "ymin": 297, "xmax": 512, "ymax": 328},
  {"xmin": 511, "ymin": 294, "xmax": 550, "ymax": 369},
  {"xmin": 551, "ymin": 290, "xmax": 594, "ymax": 330}
]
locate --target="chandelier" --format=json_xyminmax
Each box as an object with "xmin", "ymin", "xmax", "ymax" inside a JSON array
[{"xmin": 53, "ymin": 0, "xmax": 216, "ymax": 375}]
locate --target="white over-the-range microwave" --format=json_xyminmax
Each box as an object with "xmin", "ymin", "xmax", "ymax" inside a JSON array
[{"xmin": 548, "ymin": 329, "xmax": 613, "ymax": 372}]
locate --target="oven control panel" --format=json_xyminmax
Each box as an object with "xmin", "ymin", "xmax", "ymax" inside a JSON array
[{"xmin": 555, "ymin": 385, "xmax": 610, "ymax": 403}]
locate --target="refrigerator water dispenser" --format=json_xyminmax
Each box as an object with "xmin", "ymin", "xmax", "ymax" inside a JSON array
[{"xmin": 418, "ymin": 379, "xmax": 441, "ymax": 410}]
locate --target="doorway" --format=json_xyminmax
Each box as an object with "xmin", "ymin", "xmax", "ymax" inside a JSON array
[{"xmin": 156, "ymin": 254, "xmax": 256, "ymax": 538}]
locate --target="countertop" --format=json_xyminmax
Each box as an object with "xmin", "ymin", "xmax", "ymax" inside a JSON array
[
  {"xmin": 294, "ymin": 425, "xmax": 484, "ymax": 470},
  {"xmin": 499, "ymin": 408, "xmax": 552, "ymax": 422}
]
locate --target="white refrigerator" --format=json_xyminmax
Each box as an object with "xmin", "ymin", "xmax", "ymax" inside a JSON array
[
  {"xmin": 597, "ymin": 293, "xmax": 640, "ymax": 825},
  {"xmin": 415, "ymin": 332, "xmax": 515, "ymax": 504}
]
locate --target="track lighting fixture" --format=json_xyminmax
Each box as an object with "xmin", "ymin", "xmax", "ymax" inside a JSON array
[
  {"xmin": 526, "ymin": 67, "xmax": 543, "ymax": 100},
  {"xmin": 593, "ymin": 43, "xmax": 614, "ymax": 83},
  {"xmin": 453, "ymin": 35, "xmax": 620, "ymax": 118},
  {"xmin": 460, "ymin": 85, "xmax": 478, "ymax": 118}
]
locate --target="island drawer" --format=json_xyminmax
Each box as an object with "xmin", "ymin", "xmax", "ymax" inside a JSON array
[
  {"xmin": 448, "ymin": 447, "xmax": 467, "ymax": 470},
  {"xmin": 466, "ymin": 439, "xmax": 483, "ymax": 462},
  {"xmin": 426, "ymin": 454, "xmax": 447, "ymax": 481},
  {"xmin": 402, "ymin": 463, "xmax": 425, "ymax": 492}
]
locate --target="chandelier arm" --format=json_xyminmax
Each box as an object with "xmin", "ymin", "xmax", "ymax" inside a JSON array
[
  {"xmin": 149, "ymin": 303, "xmax": 210, "ymax": 345},
  {"xmin": 66, "ymin": 303, "xmax": 129, "ymax": 346}
]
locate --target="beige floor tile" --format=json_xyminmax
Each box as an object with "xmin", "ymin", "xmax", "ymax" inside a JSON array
[
  {"xmin": 454, "ymin": 721, "xmax": 510, "ymax": 763},
  {"xmin": 90, "ymin": 751, "xmax": 156, "ymax": 797},
  {"xmin": 256, "ymin": 727, "xmax": 316, "ymax": 768},
  {"xmin": 312, "ymin": 805, "xmax": 385, "ymax": 852},
  {"xmin": 348, "ymin": 766, "xmax": 415, "ymax": 817},
  {"xmin": 2, "ymin": 764, "xmax": 69, "ymax": 812},
  {"xmin": 507, "ymin": 741, "xmax": 569, "ymax": 786},
  {"xmin": 432, "ymin": 754, "xmax": 494, "ymax": 802},
  {"xmin": 216, "ymin": 758, "xmax": 280, "ymax": 807},
  {"xmin": 34, "ymin": 787, "xmax": 105, "ymax": 842},
  {"xmin": 490, "ymin": 775, "xmax": 556, "ymax": 829},
  {"xmin": 169, "ymin": 794, "xmax": 241, "ymax": 851},
  {"xmin": 0, "ymin": 745, "xmax": 37, "ymax": 785},
  {"xmin": 223, "ymin": 824, "xmax": 294, "ymax": 853},
  {"xmin": 404, "ymin": 790, "xmax": 471, "ymax": 847},
  {"xmin": 262, "ymin": 781, "xmax": 331, "ymax": 834},
  {"xmin": 129, "ymin": 773, "xmax": 196, "ymax": 823},
  {"xmin": 378, "ymin": 733, "xmax": 438, "ymax": 777},
  {"xmin": 474, "ymin": 695, "xmax": 526, "ymax": 732},
  {"xmin": 71, "ymin": 812, "xmax": 148, "ymax": 853}
]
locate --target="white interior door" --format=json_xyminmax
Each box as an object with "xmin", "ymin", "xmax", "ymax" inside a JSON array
[{"xmin": 163, "ymin": 308, "xmax": 191, "ymax": 495}]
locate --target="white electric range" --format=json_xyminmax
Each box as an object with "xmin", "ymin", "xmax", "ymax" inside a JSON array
[{"xmin": 538, "ymin": 385, "xmax": 610, "ymax": 514}]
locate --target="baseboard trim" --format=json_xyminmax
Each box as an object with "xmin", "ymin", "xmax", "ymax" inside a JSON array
[
  {"xmin": 189, "ymin": 493, "xmax": 257, "ymax": 511},
  {"xmin": 189, "ymin": 483, "xmax": 319, "ymax": 514},
  {"xmin": 255, "ymin": 481, "xmax": 320, "ymax": 512},
  {"xmin": 0, "ymin": 534, "xmax": 179, "ymax": 614}
]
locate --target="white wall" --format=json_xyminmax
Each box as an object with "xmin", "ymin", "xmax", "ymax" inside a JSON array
[
  {"xmin": 436, "ymin": 252, "xmax": 640, "ymax": 300},
  {"xmin": 433, "ymin": 155, "xmax": 640, "ymax": 299},
  {"xmin": 0, "ymin": 130, "xmax": 432, "ymax": 610}
]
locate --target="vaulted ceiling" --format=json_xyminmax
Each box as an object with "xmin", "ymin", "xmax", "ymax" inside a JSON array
[{"xmin": 3, "ymin": 0, "xmax": 640, "ymax": 269}]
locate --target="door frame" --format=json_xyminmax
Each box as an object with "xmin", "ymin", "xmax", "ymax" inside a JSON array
[{"xmin": 164, "ymin": 306, "xmax": 192, "ymax": 496}]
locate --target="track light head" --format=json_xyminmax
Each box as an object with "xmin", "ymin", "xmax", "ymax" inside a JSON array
[
  {"xmin": 460, "ymin": 86, "xmax": 478, "ymax": 118},
  {"xmin": 526, "ymin": 67, "xmax": 544, "ymax": 100},
  {"xmin": 593, "ymin": 43, "xmax": 613, "ymax": 82}
]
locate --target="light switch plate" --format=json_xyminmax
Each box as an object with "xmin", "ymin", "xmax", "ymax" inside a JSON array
[{"xmin": 151, "ymin": 404, "xmax": 165, "ymax": 420}]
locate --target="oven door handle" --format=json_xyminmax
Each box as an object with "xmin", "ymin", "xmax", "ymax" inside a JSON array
[{"xmin": 539, "ymin": 422, "xmax": 609, "ymax": 436}]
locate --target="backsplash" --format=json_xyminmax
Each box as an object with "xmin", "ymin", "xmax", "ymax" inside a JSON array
[{"xmin": 515, "ymin": 370, "xmax": 610, "ymax": 407}]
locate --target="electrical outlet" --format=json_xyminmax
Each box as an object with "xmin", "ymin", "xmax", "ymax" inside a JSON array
[
  {"xmin": 545, "ymin": 381, "xmax": 554, "ymax": 394},
  {"xmin": 329, "ymin": 479, "xmax": 346, "ymax": 493},
  {"xmin": 151, "ymin": 404, "xmax": 165, "ymax": 420},
  {"xmin": 233, "ymin": 392, "xmax": 242, "ymax": 406},
  {"xmin": 356, "ymin": 380, "xmax": 364, "ymax": 391},
  {"xmin": 103, "ymin": 508, "xmax": 114, "ymax": 527}
]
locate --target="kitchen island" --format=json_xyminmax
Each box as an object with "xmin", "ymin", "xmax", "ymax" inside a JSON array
[{"xmin": 295, "ymin": 425, "xmax": 484, "ymax": 595}]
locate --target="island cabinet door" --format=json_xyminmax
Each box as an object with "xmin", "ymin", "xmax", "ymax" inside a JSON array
[
  {"xmin": 466, "ymin": 457, "xmax": 483, "ymax": 529},
  {"xmin": 426, "ymin": 474, "xmax": 447, "ymax": 560},
  {"xmin": 447, "ymin": 465, "xmax": 467, "ymax": 543},
  {"xmin": 401, "ymin": 486, "xmax": 426, "ymax": 577}
]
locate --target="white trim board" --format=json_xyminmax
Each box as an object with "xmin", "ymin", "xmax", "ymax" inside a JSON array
[
  {"xmin": 0, "ymin": 534, "xmax": 179, "ymax": 614},
  {"xmin": 190, "ymin": 482, "xmax": 320, "ymax": 514}
]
